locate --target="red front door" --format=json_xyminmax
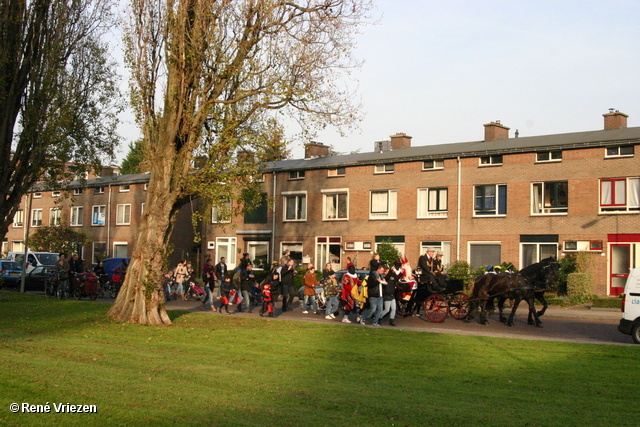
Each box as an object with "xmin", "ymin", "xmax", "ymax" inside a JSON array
[{"xmin": 610, "ymin": 244, "xmax": 630, "ymax": 296}]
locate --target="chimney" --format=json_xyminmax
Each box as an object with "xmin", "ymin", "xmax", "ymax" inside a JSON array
[
  {"xmin": 483, "ymin": 120, "xmax": 510, "ymax": 141},
  {"xmin": 603, "ymin": 109, "xmax": 628, "ymax": 130},
  {"xmin": 390, "ymin": 133, "xmax": 412, "ymax": 149},
  {"xmin": 304, "ymin": 142, "xmax": 329, "ymax": 159}
]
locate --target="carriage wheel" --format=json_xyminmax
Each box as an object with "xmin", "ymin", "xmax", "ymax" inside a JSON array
[
  {"xmin": 423, "ymin": 294, "xmax": 448, "ymax": 323},
  {"xmin": 449, "ymin": 292, "xmax": 470, "ymax": 320}
]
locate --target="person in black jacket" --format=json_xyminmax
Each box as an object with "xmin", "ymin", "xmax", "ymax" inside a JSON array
[
  {"xmin": 280, "ymin": 258, "xmax": 296, "ymax": 312},
  {"xmin": 360, "ymin": 264, "xmax": 386, "ymax": 326},
  {"xmin": 238, "ymin": 264, "xmax": 256, "ymax": 313}
]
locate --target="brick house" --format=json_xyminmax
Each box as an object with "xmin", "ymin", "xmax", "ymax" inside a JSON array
[{"xmin": 205, "ymin": 110, "xmax": 639, "ymax": 296}]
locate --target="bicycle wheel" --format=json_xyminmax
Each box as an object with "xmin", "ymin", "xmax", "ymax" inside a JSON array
[
  {"xmin": 73, "ymin": 288, "xmax": 82, "ymax": 300},
  {"xmin": 56, "ymin": 286, "xmax": 64, "ymax": 300}
]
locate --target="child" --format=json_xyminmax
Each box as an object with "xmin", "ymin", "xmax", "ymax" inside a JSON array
[
  {"xmin": 323, "ymin": 271, "xmax": 340, "ymax": 320},
  {"xmin": 260, "ymin": 271, "xmax": 279, "ymax": 317},
  {"xmin": 219, "ymin": 276, "xmax": 232, "ymax": 314},
  {"xmin": 163, "ymin": 271, "xmax": 173, "ymax": 301}
]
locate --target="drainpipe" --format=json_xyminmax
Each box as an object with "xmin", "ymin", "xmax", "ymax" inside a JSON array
[
  {"xmin": 271, "ymin": 171, "xmax": 277, "ymax": 263},
  {"xmin": 456, "ymin": 157, "xmax": 461, "ymax": 261},
  {"xmin": 107, "ymin": 184, "xmax": 112, "ymax": 256}
]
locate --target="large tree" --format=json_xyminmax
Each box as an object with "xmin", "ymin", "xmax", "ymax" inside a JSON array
[
  {"xmin": 0, "ymin": 0, "xmax": 122, "ymax": 243},
  {"xmin": 108, "ymin": 0, "xmax": 371, "ymax": 324}
]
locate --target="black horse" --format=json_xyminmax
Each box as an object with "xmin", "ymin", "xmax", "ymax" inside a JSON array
[{"xmin": 466, "ymin": 257, "xmax": 559, "ymax": 327}]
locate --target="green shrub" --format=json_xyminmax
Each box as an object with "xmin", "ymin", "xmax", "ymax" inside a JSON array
[
  {"xmin": 567, "ymin": 272, "xmax": 592, "ymax": 305},
  {"xmin": 376, "ymin": 240, "xmax": 402, "ymax": 265},
  {"xmin": 591, "ymin": 298, "xmax": 622, "ymax": 309},
  {"xmin": 557, "ymin": 254, "xmax": 578, "ymax": 295}
]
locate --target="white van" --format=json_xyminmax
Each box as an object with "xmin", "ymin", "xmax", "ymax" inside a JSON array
[
  {"xmin": 7, "ymin": 251, "xmax": 59, "ymax": 273},
  {"xmin": 618, "ymin": 268, "xmax": 640, "ymax": 344}
]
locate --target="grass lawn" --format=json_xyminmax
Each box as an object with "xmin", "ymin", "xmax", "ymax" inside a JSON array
[{"xmin": 0, "ymin": 292, "xmax": 638, "ymax": 427}]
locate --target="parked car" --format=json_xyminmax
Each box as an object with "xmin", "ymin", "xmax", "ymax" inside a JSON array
[
  {"xmin": 618, "ymin": 268, "xmax": 640, "ymax": 344},
  {"xmin": 7, "ymin": 251, "xmax": 58, "ymax": 273},
  {"xmin": 0, "ymin": 260, "xmax": 23, "ymax": 287},
  {"xmin": 23, "ymin": 265, "xmax": 57, "ymax": 291},
  {"xmin": 101, "ymin": 258, "xmax": 131, "ymax": 278}
]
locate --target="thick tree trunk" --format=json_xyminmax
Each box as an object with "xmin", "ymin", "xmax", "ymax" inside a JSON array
[{"xmin": 107, "ymin": 131, "xmax": 187, "ymax": 325}]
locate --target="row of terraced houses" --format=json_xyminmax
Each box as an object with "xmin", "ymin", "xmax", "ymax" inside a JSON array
[{"xmin": 4, "ymin": 110, "xmax": 639, "ymax": 296}]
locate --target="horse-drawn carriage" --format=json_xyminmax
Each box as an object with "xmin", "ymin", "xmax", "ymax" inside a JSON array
[{"xmin": 395, "ymin": 269, "xmax": 469, "ymax": 323}]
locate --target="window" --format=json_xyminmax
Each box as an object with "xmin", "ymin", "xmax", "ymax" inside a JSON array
[
  {"xmin": 94, "ymin": 187, "xmax": 105, "ymax": 194},
  {"xmin": 289, "ymin": 170, "xmax": 305, "ymax": 180},
  {"xmin": 417, "ymin": 188, "xmax": 448, "ymax": 218},
  {"xmin": 600, "ymin": 178, "xmax": 640, "ymax": 212},
  {"xmin": 322, "ymin": 191, "xmax": 348, "ymax": 220},
  {"xmin": 211, "ymin": 199, "xmax": 232, "ymax": 223},
  {"xmin": 564, "ymin": 240, "xmax": 603, "ymax": 252},
  {"xmin": 280, "ymin": 242, "xmax": 303, "ymax": 265},
  {"xmin": 144, "ymin": 183, "xmax": 149, "ymax": 190},
  {"xmin": 479, "ymin": 155, "xmax": 503, "ymax": 166},
  {"xmin": 119, "ymin": 184, "xmax": 130, "ymax": 192},
  {"xmin": 283, "ymin": 193, "xmax": 306, "ymax": 221},
  {"xmin": 70, "ymin": 206, "xmax": 83, "ymax": 226},
  {"xmin": 246, "ymin": 241, "xmax": 269, "ymax": 269},
  {"xmin": 374, "ymin": 163, "xmax": 394, "ymax": 174},
  {"xmin": 52, "ymin": 191, "xmax": 61, "ymax": 197},
  {"xmin": 422, "ymin": 160, "xmax": 444, "ymax": 170},
  {"xmin": 420, "ymin": 241, "xmax": 452, "ymax": 266},
  {"xmin": 370, "ymin": 190, "xmax": 397, "ymax": 219},
  {"xmin": 49, "ymin": 207, "xmax": 62, "ymax": 226},
  {"xmin": 474, "ymin": 184, "xmax": 507, "ymax": 216},
  {"xmin": 605, "ymin": 146, "xmax": 634, "ymax": 158},
  {"xmin": 532, "ymin": 181, "xmax": 568, "ymax": 214},
  {"xmin": 92, "ymin": 205, "xmax": 106, "ymax": 226},
  {"xmin": 31, "ymin": 209, "xmax": 42, "ymax": 227},
  {"xmin": 469, "ymin": 243, "xmax": 501, "ymax": 269},
  {"xmin": 73, "ymin": 188, "xmax": 82, "ymax": 195},
  {"xmin": 141, "ymin": 203, "xmax": 145, "ymax": 216},
  {"xmin": 116, "ymin": 204, "xmax": 131, "ymax": 225},
  {"xmin": 92, "ymin": 242, "xmax": 107, "ymax": 264},
  {"xmin": 521, "ymin": 243, "xmax": 557, "ymax": 267},
  {"xmin": 328, "ymin": 167, "xmax": 346, "ymax": 177},
  {"xmin": 536, "ymin": 151, "xmax": 562, "ymax": 162},
  {"xmin": 33, "ymin": 192, "xmax": 42, "ymax": 198},
  {"xmin": 12, "ymin": 210, "xmax": 23, "ymax": 227},
  {"xmin": 244, "ymin": 194, "xmax": 268, "ymax": 224}
]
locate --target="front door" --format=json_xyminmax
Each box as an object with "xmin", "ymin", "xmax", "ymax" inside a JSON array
[
  {"xmin": 316, "ymin": 237, "xmax": 341, "ymax": 271},
  {"xmin": 610, "ymin": 244, "xmax": 631, "ymax": 296}
]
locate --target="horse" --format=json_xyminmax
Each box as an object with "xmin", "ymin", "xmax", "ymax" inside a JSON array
[{"xmin": 466, "ymin": 257, "xmax": 559, "ymax": 327}]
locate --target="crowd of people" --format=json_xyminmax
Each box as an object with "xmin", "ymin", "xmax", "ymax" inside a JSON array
[{"xmin": 167, "ymin": 247, "xmax": 448, "ymax": 326}]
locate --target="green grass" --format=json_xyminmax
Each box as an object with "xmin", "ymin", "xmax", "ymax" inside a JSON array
[{"xmin": 0, "ymin": 292, "xmax": 638, "ymax": 427}]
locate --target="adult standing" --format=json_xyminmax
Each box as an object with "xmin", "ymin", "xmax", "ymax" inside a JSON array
[
  {"xmin": 323, "ymin": 271, "xmax": 340, "ymax": 320},
  {"xmin": 173, "ymin": 259, "xmax": 188, "ymax": 301},
  {"xmin": 360, "ymin": 264, "xmax": 386, "ymax": 326},
  {"xmin": 119, "ymin": 259, "xmax": 129, "ymax": 284},
  {"xmin": 55, "ymin": 253, "xmax": 71, "ymax": 296},
  {"xmin": 280, "ymin": 258, "xmax": 296, "ymax": 312},
  {"xmin": 369, "ymin": 253, "xmax": 381, "ymax": 274},
  {"xmin": 302, "ymin": 264, "xmax": 320, "ymax": 314},
  {"xmin": 322, "ymin": 262, "xmax": 334, "ymax": 280},
  {"xmin": 279, "ymin": 250, "xmax": 291, "ymax": 267},
  {"xmin": 382, "ymin": 262, "xmax": 402, "ymax": 326},
  {"xmin": 340, "ymin": 265, "xmax": 359, "ymax": 324},
  {"xmin": 214, "ymin": 257, "xmax": 227, "ymax": 298},
  {"xmin": 239, "ymin": 264, "xmax": 256, "ymax": 313},
  {"xmin": 201, "ymin": 258, "xmax": 217, "ymax": 312}
]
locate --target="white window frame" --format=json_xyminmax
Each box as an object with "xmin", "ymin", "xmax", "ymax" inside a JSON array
[
  {"xmin": 94, "ymin": 187, "xmax": 105, "ymax": 195},
  {"xmin": 288, "ymin": 170, "xmax": 305, "ymax": 180},
  {"xmin": 417, "ymin": 188, "xmax": 448, "ymax": 218},
  {"xmin": 520, "ymin": 242, "xmax": 558, "ymax": 269},
  {"xmin": 531, "ymin": 181, "xmax": 568, "ymax": 215},
  {"xmin": 322, "ymin": 189, "xmax": 349, "ymax": 220},
  {"xmin": 70, "ymin": 206, "xmax": 84, "ymax": 226},
  {"xmin": 536, "ymin": 151, "xmax": 562, "ymax": 163},
  {"xmin": 31, "ymin": 209, "xmax": 43, "ymax": 227},
  {"xmin": 73, "ymin": 188, "xmax": 82, "ymax": 196},
  {"xmin": 119, "ymin": 184, "xmax": 130, "ymax": 192},
  {"xmin": 473, "ymin": 184, "xmax": 507, "ymax": 217},
  {"xmin": 479, "ymin": 155, "xmax": 503, "ymax": 166},
  {"xmin": 211, "ymin": 199, "xmax": 232, "ymax": 224},
  {"xmin": 422, "ymin": 159, "xmax": 444, "ymax": 170},
  {"xmin": 113, "ymin": 241, "xmax": 128, "ymax": 258},
  {"xmin": 246, "ymin": 241, "xmax": 269, "ymax": 269},
  {"xmin": 52, "ymin": 191, "xmax": 61, "ymax": 197},
  {"xmin": 141, "ymin": 203, "xmax": 145, "ymax": 216},
  {"xmin": 605, "ymin": 146, "xmax": 634, "ymax": 158},
  {"xmin": 49, "ymin": 207, "xmax": 62, "ymax": 226},
  {"xmin": 116, "ymin": 204, "xmax": 131, "ymax": 225},
  {"xmin": 370, "ymin": 189, "xmax": 397, "ymax": 220},
  {"xmin": 283, "ymin": 191, "xmax": 307, "ymax": 222},
  {"xmin": 599, "ymin": 177, "xmax": 640, "ymax": 213},
  {"xmin": 33, "ymin": 192, "xmax": 42, "ymax": 198},
  {"xmin": 374, "ymin": 163, "xmax": 394, "ymax": 174},
  {"xmin": 12, "ymin": 210, "xmax": 23, "ymax": 227},
  {"xmin": 92, "ymin": 205, "xmax": 106, "ymax": 226}
]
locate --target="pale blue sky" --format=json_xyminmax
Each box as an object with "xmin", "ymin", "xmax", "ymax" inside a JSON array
[{"xmin": 115, "ymin": 0, "xmax": 640, "ymax": 160}]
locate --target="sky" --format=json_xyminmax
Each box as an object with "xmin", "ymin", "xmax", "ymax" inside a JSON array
[{"xmin": 113, "ymin": 0, "xmax": 640, "ymax": 161}]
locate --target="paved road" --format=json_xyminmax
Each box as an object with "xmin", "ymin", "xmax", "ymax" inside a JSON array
[{"xmin": 6, "ymin": 288, "xmax": 633, "ymax": 346}]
